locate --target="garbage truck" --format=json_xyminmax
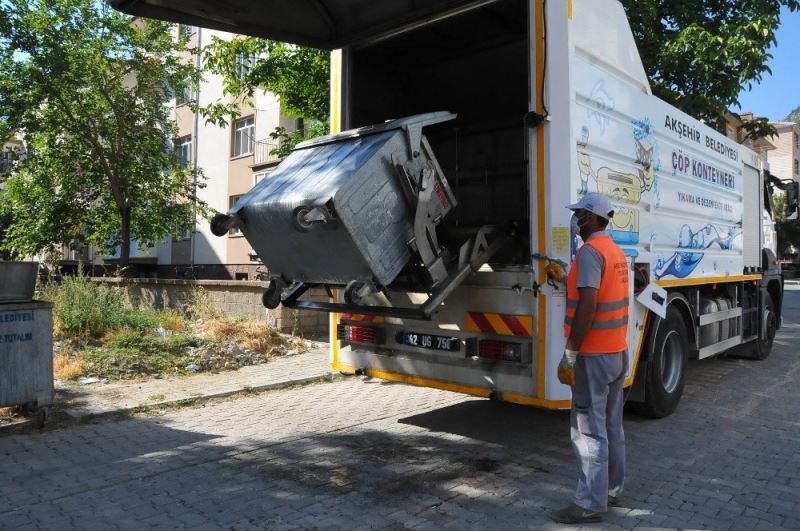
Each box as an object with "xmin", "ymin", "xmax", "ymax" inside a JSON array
[{"xmin": 112, "ymin": 0, "xmax": 798, "ymax": 417}]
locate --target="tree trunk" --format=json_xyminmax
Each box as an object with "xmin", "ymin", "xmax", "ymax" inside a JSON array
[{"xmin": 119, "ymin": 205, "xmax": 131, "ymax": 275}]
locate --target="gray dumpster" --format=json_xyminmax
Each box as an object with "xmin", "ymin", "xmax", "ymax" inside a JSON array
[
  {"xmin": 217, "ymin": 112, "xmax": 458, "ymax": 290},
  {"xmin": 0, "ymin": 260, "xmax": 38, "ymax": 302},
  {"xmin": 0, "ymin": 262, "xmax": 53, "ymax": 426}
]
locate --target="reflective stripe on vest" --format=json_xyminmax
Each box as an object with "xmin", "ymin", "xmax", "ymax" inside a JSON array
[{"xmin": 564, "ymin": 234, "xmax": 630, "ymax": 354}]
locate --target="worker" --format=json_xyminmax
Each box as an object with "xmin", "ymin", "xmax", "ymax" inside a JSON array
[{"xmin": 550, "ymin": 192, "xmax": 630, "ymax": 524}]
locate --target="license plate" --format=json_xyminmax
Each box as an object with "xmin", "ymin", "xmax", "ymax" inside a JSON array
[{"xmin": 397, "ymin": 331, "xmax": 460, "ymax": 352}]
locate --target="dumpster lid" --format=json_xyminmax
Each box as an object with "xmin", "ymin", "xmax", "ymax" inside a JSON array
[
  {"xmin": 107, "ymin": 0, "xmax": 498, "ymax": 50},
  {"xmin": 295, "ymin": 111, "xmax": 456, "ymax": 150}
]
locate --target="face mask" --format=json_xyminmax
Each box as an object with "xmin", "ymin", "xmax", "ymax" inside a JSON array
[{"xmin": 571, "ymin": 213, "xmax": 587, "ymax": 234}]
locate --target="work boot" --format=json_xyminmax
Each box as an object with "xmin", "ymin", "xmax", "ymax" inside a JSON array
[{"xmin": 549, "ymin": 503, "xmax": 604, "ymax": 524}]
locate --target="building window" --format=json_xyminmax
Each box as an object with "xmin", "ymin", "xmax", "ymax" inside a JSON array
[
  {"xmin": 232, "ymin": 116, "xmax": 254, "ymax": 158},
  {"xmin": 795, "ymin": 159, "xmax": 799, "ymax": 175},
  {"xmin": 229, "ymin": 195, "xmax": 243, "ymax": 235},
  {"xmin": 253, "ymin": 168, "xmax": 274, "ymax": 187},
  {"xmin": 234, "ymin": 53, "xmax": 256, "ymax": 78},
  {"xmin": 0, "ymin": 150, "xmax": 14, "ymax": 173},
  {"xmin": 795, "ymin": 132, "xmax": 799, "ymax": 150},
  {"xmin": 179, "ymin": 24, "xmax": 197, "ymax": 38},
  {"xmin": 175, "ymin": 135, "xmax": 192, "ymax": 168},
  {"xmin": 176, "ymin": 84, "xmax": 195, "ymax": 106}
]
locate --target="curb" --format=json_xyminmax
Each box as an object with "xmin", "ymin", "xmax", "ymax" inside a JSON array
[{"xmin": 63, "ymin": 371, "xmax": 345, "ymax": 421}]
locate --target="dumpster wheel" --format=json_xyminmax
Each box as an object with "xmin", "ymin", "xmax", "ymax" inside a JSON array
[
  {"xmin": 35, "ymin": 408, "xmax": 47, "ymax": 429},
  {"xmin": 21, "ymin": 402, "xmax": 47, "ymax": 429},
  {"xmin": 262, "ymin": 280, "xmax": 283, "ymax": 309}
]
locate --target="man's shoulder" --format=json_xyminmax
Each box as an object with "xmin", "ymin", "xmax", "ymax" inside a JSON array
[{"xmin": 588, "ymin": 233, "xmax": 625, "ymax": 258}]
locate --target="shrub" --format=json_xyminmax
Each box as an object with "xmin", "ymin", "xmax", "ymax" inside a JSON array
[
  {"xmin": 167, "ymin": 333, "xmax": 204, "ymax": 349},
  {"xmin": 120, "ymin": 308, "xmax": 163, "ymax": 332},
  {"xmin": 159, "ymin": 309, "xmax": 187, "ymax": 333},
  {"xmin": 108, "ymin": 331, "xmax": 162, "ymax": 352},
  {"xmin": 45, "ymin": 275, "xmax": 125, "ymax": 337}
]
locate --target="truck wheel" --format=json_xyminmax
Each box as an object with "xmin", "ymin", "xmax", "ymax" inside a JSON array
[
  {"xmin": 749, "ymin": 294, "xmax": 776, "ymax": 360},
  {"xmin": 639, "ymin": 306, "xmax": 689, "ymax": 418}
]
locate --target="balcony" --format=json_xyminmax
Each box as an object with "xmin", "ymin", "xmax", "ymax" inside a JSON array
[
  {"xmin": 253, "ymin": 139, "xmax": 284, "ymax": 167},
  {"xmin": 253, "ymin": 126, "xmax": 321, "ymax": 167}
]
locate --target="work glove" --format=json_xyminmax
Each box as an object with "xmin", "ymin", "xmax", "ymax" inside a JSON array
[{"xmin": 557, "ymin": 349, "xmax": 578, "ymax": 387}]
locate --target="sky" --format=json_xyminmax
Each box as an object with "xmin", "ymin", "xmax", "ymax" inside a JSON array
[{"xmin": 737, "ymin": 6, "xmax": 800, "ymax": 122}]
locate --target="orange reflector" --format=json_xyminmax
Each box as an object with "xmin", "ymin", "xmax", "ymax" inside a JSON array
[{"xmin": 340, "ymin": 313, "xmax": 385, "ymax": 323}]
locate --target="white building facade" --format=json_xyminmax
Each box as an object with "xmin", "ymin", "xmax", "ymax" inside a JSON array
[{"xmin": 136, "ymin": 25, "xmax": 295, "ymax": 279}]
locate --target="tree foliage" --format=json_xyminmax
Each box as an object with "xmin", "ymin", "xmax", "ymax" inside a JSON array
[
  {"xmin": 776, "ymin": 219, "xmax": 800, "ymax": 258},
  {"xmin": 786, "ymin": 105, "xmax": 800, "ymax": 123},
  {"xmin": 620, "ymin": 0, "xmax": 799, "ymax": 138},
  {"xmin": 0, "ymin": 0, "xmax": 203, "ymax": 268},
  {"xmin": 199, "ymin": 36, "xmax": 329, "ymax": 151}
]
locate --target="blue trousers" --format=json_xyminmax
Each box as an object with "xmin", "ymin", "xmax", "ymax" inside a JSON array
[{"xmin": 570, "ymin": 352, "xmax": 626, "ymax": 512}]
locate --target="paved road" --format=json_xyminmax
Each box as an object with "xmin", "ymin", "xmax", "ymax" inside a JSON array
[{"xmin": 2, "ymin": 287, "xmax": 800, "ymax": 530}]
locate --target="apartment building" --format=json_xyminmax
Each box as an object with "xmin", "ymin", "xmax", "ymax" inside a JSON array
[
  {"xmin": 766, "ymin": 121, "xmax": 800, "ymax": 186},
  {"xmin": 131, "ymin": 24, "xmax": 296, "ymax": 279},
  {"xmin": 723, "ymin": 112, "xmax": 777, "ymax": 160}
]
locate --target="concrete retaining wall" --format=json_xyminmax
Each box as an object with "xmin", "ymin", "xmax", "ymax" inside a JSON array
[{"xmin": 92, "ymin": 278, "xmax": 330, "ymax": 338}]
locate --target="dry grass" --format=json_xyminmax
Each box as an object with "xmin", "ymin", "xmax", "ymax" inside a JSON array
[
  {"xmin": 185, "ymin": 286, "xmax": 223, "ymax": 320},
  {"xmin": 159, "ymin": 309, "xmax": 187, "ymax": 333},
  {"xmin": 53, "ymin": 352, "xmax": 85, "ymax": 380},
  {"xmin": 198, "ymin": 318, "xmax": 290, "ymax": 355},
  {"xmin": 0, "ymin": 407, "xmax": 20, "ymax": 419}
]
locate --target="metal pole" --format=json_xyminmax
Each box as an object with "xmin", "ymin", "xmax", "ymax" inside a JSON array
[{"xmin": 190, "ymin": 27, "xmax": 202, "ymax": 271}]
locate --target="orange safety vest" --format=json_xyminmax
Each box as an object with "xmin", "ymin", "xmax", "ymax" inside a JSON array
[{"xmin": 564, "ymin": 234, "xmax": 629, "ymax": 354}]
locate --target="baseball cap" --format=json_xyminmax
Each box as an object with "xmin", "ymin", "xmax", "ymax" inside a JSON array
[{"xmin": 566, "ymin": 192, "xmax": 615, "ymax": 220}]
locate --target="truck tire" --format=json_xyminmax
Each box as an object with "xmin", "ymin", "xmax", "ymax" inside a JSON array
[
  {"xmin": 748, "ymin": 293, "xmax": 776, "ymax": 361},
  {"xmin": 638, "ymin": 306, "xmax": 689, "ymax": 418}
]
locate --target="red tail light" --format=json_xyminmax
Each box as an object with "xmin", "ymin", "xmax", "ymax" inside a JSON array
[
  {"xmin": 479, "ymin": 340, "xmax": 522, "ymax": 362},
  {"xmin": 337, "ymin": 323, "xmax": 385, "ymax": 345}
]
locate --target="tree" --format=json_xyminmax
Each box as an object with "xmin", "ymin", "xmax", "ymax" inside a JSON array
[
  {"xmin": 199, "ymin": 36, "xmax": 329, "ymax": 153},
  {"xmin": 786, "ymin": 105, "xmax": 800, "ymax": 123},
  {"xmin": 0, "ymin": 0, "xmax": 202, "ymax": 270},
  {"xmin": 620, "ymin": 0, "xmax": 799, "ymax": 139}
]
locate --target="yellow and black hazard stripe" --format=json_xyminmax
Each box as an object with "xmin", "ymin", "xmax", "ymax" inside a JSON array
[{"xmin": 466, "ymin": 312, "xmax": 533, "ymax": 337}]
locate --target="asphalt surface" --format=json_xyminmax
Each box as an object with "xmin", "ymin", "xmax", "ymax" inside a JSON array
[{"xmin": 1, "ymin": 287, "xmax": 799, "ymax": 530}]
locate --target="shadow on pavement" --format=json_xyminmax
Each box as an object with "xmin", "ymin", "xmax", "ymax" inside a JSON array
[{"xmin": 399, "ymin": 399, "xmax": 568, "ymax": 453}]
